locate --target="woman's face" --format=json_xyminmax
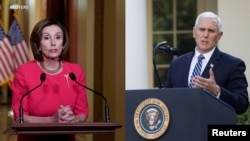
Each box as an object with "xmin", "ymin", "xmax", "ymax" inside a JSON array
[{"xmin": 40, "ymin": 24, "xmax": 64, "ymax": 60}]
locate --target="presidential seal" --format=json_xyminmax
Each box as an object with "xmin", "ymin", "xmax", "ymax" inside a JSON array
[{"xmin": 134, "ymin": 98, "xmax": 170, "ymax": 140}]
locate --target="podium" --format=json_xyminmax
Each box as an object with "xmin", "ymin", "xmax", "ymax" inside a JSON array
[
  {"xmin": 126, "ymin": 88, "xmax": 236, "ymax": 141},
  {"xmin": 3, "ymin": 122, "xmax": 122, "ymax": 141}
]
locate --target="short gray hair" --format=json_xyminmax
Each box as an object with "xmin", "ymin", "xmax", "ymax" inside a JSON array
[{"xmin": 194, "ymin": 11, "xmax": 222, "ymax": 32}]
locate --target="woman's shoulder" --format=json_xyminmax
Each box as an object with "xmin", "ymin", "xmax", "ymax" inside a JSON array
[
  {"xmin": 16, "ymin": 60, "xmax": 38, "ymax": 71},
  {"xmin": 63, "ymin": 61, "xmax": 82, "ymax": 68},
  {"xmin": 62, "ymin": 61, "xmax": 85, "ymax": 73},
  {"xmin": 14, "ymin": 60, "xmax": 40, "ymax": 80}
]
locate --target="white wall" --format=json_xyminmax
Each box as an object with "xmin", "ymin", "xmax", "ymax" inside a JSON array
[
  {"xmin": 218, "ymin": 0, "xmax": 250, "ymax": 96},
  {"xmin": 126, "ymin": 0, "xmax": 149, "ymax": 90}
]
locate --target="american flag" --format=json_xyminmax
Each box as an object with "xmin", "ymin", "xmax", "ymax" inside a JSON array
[
  {"xmin": 8, "ymin": 18, "xmax": 29, "ymax": 70},
  {"xmin": 0, "ymin": 26, "xmax": 14, "ymax": 86}
]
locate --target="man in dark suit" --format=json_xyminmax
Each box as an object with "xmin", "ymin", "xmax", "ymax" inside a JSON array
[{"xmin": 165, "ymin": 11, "xmax": 249, "ymax": 114}]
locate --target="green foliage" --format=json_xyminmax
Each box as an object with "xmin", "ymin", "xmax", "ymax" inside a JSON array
[{"xmin": 237, "ymin": 104, "xmax": 250, "ymax": 125}]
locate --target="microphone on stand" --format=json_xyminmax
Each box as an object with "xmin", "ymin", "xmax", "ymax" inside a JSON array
[
  {"xmin": 155, "ymin": 41, "xmax": 179, "ymax": 55},
  {"xmin": 153, "ymin": 41, "xmax": 179, "ymax": 88},
  {"xmin": 69, "ymin": 72, "xmax": 110, "ymax": 122},
  {"xmin": 19, "ymin": 73, "xmax": 46, "ymax": 123},
  {"xmin": 158, "ymin": 42, "xmax": 179, "ymax": 55}
]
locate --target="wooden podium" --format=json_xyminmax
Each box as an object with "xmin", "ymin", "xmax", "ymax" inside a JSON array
[
  {"xmin": 3, "ymin": 122, "xmax": 122, "ymax": 135},
  {"xmin": 3, "ymin": 122, "xmax": 122, "ymax": 141}
]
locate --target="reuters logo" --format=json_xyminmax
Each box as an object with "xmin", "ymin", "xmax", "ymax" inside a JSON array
[
  {"xmin": 134, "ymin": 98, "xmax": 170, "ymax": 139},
  {"xmin": 9, "ymin": 4, "xmax": 29, "ymax": 10}
]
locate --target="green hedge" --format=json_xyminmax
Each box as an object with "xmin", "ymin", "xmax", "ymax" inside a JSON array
[{"xmin": 237, "ymin": 104, "xmax": 250, "ymax": 125}]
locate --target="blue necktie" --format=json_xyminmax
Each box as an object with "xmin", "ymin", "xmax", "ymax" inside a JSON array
[{"xmin": 189, "ymin": 55, "xmax": 205, "ymax": 88}]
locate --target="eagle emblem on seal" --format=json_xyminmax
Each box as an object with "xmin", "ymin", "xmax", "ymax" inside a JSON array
[{"xmin": 146, "ymin": 108, "xmax": 161, "ymax": 130}]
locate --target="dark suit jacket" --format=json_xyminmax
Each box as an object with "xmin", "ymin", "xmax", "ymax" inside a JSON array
[{"xmin": 165, "ymin": 47, "xmax": 249, "ymax": 114}]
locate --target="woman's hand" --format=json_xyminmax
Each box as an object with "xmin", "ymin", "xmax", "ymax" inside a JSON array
[{"xmin": 52, "ymin": 105, "xmax": 75, "ymax": 123}]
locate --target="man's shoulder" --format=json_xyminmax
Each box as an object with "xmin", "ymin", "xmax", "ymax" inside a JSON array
[
  {"xmin": 173, "ymin": 51, "xmax": 193, "ymax": 62},
  {"xmin": 219, "ymin": 51, "xmax": 244, "ymax": 63}
]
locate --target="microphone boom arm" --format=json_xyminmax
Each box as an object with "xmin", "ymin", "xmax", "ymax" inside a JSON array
[
  {"xmin": 153, "ymin": 41, "xmax": 179, "ymax": 88},
  {"xmin": 18, "ymin": 73, "xmax": 46, "ymax": 123},
  {"xmin": 19, "ymin": 82, "xmax": 44, "ymax": 123},
  {"xmin": 74, "ymin": 80, "xmax": 110, "ymax": 122},
  {"xmin": 153, "ymin": 41, "xmax": 168, "ymax": 88},
  {"xmin": 153, "ymin": 49, "xmax": 163, "ymax": 88},
  {"xmin": 69, "ymin": 72, "xmax": 110, "ymax": 122}
]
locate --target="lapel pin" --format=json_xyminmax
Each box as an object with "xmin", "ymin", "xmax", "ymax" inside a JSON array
[{"xmin": 210, "ymin": 63, "xmax": 214, "ymax": 68}]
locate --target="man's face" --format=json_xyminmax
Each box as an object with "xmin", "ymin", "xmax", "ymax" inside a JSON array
[{"xmin": 193, "ymin": 17, "xmax": 223, "ymax": 54}]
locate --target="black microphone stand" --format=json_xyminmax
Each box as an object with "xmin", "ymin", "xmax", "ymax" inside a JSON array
[
  {"xmin": 19, "ymin": 82, "xmax": 44, "ymax": 123},
  {"xmin": 81, "ymin": 84, "xmax": 110, "ymax": 122},
  {"xmin": 153, "ymin": 41, "xmax": 168, "ymax": 88},
  {"xmin": 19, "ymin": 73, "xmax": 46, "ymax": 123},
  {"xmin": 69, "ymin": 73, "xmax": 110, "ymax": 122},
  {"xmin": 153, "ymin": 41, "xmax": 178, "ymax": 88}
]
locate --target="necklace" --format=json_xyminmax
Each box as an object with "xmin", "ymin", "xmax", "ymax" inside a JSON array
[{"xmin": 39, "ymin": 61, "xmax": 62, "ymax": 74}]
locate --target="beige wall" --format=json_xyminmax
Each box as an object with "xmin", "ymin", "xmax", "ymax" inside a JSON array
[
  {"xmin": 77, "ymin": 0, "xmax": 125, "ymax": 140},
  {"xmin": 103, "ymin": 0, "xmax": 125, "ymax": 140},
  {"xmin": 218, "ymin": 0, "xmax": 250, "ymax": 98}
]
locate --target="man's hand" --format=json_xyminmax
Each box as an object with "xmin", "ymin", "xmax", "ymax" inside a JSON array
[{"xmin": 192, "ymin": 68, "xmax": 220, "ymax": 96}]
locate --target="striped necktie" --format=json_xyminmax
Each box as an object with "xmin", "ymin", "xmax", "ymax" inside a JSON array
[{"xmin": 189, "ymin": 55, "xmax": 205, "ymax": 88}]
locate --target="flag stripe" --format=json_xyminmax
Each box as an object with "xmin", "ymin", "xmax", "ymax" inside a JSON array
[
  {"xmin": 0, "ymin": 38, "xmax": 14, "ymax": 70},
  {"xmin": 13, "ymin": 41, "xmax": 29, "ymax": 67},
  {"xmin": 0, "ymin": 27, "xmax": 14, "ymax": 85},
  {"xmin": 0, "ymin": 41, "xmax": 14, "ymax": 74},
  {"xmin": 0, "ymin": 17, "xmax": 30, "ymax": 86},
  {"xmin": 0, "ymin": 47, "xmax": 14, "ymax": 80},
  {"xmin": 8, "ymin": 17, "xmax": 29, "ymax": 74}
]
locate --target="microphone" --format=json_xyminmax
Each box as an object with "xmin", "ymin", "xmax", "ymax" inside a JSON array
[
  {"xmin": 69, "ymin": 72, "xmax": 110, "ymax": 122},
  {"xmin": 19, "ymin": 73, "xmax": 46, "ymax": 123},
  {"xmin": 153, "ymin": 41, "xmax": 179, "ymax": 88},
  {"xmin": 156, "ymin": 41, "xmax": 179, "ymax": 55}
]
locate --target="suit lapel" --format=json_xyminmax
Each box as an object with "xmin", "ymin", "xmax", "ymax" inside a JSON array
[
  {"xmin": 183, "ymin": 52, "xmax": 195, "ymax": 85},
  {"xmin": 202, "ymin": 47, "xmax": 221, "ymax": 78}
]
